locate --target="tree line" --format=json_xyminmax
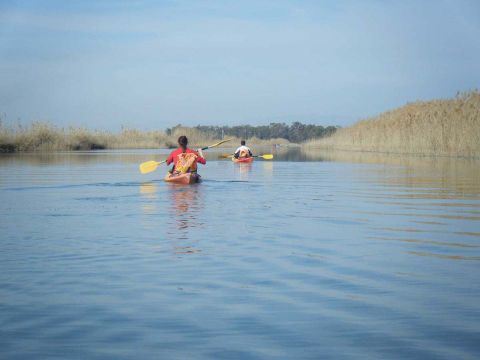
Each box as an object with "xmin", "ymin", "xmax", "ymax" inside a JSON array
[{"xmin": 167, "ymin": 122, "xmax": 339, "ymax": 143}]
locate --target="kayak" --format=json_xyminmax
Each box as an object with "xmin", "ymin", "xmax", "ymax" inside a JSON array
[
  {"xmin": 232, "ymin": 157, "xmax": 254, "ymax": 163},
  {"xmin": 164, "ymin": 172, "xmax": 201, "ymax": 185}
]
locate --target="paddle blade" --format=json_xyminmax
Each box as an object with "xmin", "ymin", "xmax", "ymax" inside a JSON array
[
  {"xmin": 260, "ymin": 154, "xmax": 273, "ymax": 160},
  {"xmin": 139, "ymin": 160, "xmax": 163, "ymax": 174},
  {"xmin": 201, "ymin": 138, "xmax": 233, "ymax": 150},
  {"xmin": 218, "ymin": 153, "xmax": 233, "ymax": 159}
]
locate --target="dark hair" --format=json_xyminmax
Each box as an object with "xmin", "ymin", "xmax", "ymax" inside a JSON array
[
  {"xmin": 241, "ymin": 140, "xmax": 246, "ymax": 146},
  {"xmin": 178, "ymin": 136, "xmax": 188, "ymax": 151}
]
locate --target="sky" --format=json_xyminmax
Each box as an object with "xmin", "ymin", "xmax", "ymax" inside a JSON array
[{"xmin": 0, "ymin": 0, "xmax": 479, "ymax": 130}]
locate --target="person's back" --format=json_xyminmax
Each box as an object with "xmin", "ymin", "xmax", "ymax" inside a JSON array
[
  {"xmin": 234, "ymin": 140, "xmax": 252, "ymax": 159},
  {"xmin": 167, "ymin": 136, "xmax": 206, "ymax": 173}
]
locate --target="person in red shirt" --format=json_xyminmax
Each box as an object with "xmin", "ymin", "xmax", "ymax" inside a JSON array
[{"xmin": 166, "ymin": 135, "xmax": 206, "ymax": 174}]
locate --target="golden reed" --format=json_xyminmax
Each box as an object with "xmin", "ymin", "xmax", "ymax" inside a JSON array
[
  {"xmin": 305, "ymin": 91, "xmax": 480, "ymax": 157},
  {"xmin": 0, "ymin": 123, "xmax": 286, "ymax": 152}
]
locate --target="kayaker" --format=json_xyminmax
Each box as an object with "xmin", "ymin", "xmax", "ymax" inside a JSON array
[
  {"xmin": 166, "ymin": 136, "xmax": 206, "ymax": 174},
  {"xmin": 234, "ymin": 140, "xmax": 253, "ymax": 159}
]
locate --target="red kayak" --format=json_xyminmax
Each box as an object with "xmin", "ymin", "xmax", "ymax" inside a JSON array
[
  {"xmin": 164, "ymin": 172, "xmax": 201, "ymax": 185},
  {"xmin": 232, "ymin": 157, "xmax": 254, "ymax": 163}
]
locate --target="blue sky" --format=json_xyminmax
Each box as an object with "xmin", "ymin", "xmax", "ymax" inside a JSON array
[{"xmin": 0, "ymin": 0, "xmax": 479, "ymax": 129}]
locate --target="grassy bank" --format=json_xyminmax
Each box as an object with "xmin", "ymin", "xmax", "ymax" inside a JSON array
[
  {"xmin": 0, "ymin": 122, "xmax": 289, "ymax": 152},
  {"xmin": 305, "ymin": 91, "xmax": 480, "ymax": 157}
]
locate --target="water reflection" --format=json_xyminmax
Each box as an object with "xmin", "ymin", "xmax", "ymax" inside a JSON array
[
  {"xmin": 261, "ymin": 161, "xmax": 274, "ymax": 178},
  {"xmin": 139, "ymin": 182, "xmax": 158, "ymax": 214},
  {"xmin": 0, "ymin": 149, "xmax": 225, "ymax": 167},
  {"xmin": 299, "ymin": 147, "xmax": 480, "ymax": 197},
  {"xmin": 233, "ymin": 162, "xmax": 253, "ymax": 181},
  {"xmin": 166, "ymin": 185, "xmax": 204, "ymax": 251},
  {"xmin": 138, "ymin": 181, "xmax": 204, "ymax": 254},
  {"xmin": 407, "ymin": 251, "xmax": 480, "ymax": 261}
]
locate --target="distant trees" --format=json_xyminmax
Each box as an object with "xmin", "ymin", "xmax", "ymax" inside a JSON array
[{"xmin": 166, "ymin": 122, "xmax": 339, "ymax": 143}]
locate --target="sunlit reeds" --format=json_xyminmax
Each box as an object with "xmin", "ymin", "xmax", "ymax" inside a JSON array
[
  {"xmin": 305, "ymin": 91, "xmax": 480, "ymax": 157},
  {"xmin": 0, "ymin": 122, "xmax": 175, "ymax": 152},
  {"xmin": 0, "ymin": 122, "xmax": 284, "ymax": 152}
]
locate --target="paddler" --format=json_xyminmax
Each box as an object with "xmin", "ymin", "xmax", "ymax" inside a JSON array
[
  {"xmin": 166, "ymin": 136, "xmax": 206, "ymax": 174},
  {"xmin": 233, "ymin": 140, "xmax": 253, "ymax": 159}
]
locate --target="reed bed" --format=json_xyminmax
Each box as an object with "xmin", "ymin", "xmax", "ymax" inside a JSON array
[
  {"xmin": 305, "ymin": 91, "xmax": 480, "ymax": 157},
  {"xmin": 0, "ymin": 122, "xmax": 284, "ymax": 152},
  {"xmin": 0, "ymin": 123, "xmax": 164, "ymax": 152}
]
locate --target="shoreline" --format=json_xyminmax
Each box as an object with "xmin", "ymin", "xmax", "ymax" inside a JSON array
[
  {"xmin": 2, "ymin": 144, "xmax": 478, "ymax": 161},
  {"xmin": 0, "ymin": 123, "xmax": 311, "ymax": 153}
]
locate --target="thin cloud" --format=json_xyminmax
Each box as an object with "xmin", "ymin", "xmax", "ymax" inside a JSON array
[{"xmin": 0, "ymin": 0, "xmax": 479, "ymax": 129}]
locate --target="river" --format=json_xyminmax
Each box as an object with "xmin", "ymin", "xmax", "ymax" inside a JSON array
[{"xmin": 1, "ymin": 148, "xmax": 479, "ymax": 359}]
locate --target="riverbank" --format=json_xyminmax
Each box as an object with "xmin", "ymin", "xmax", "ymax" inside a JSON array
[
  {"xmin": 0, "ymin": 123, "xmax": 289, "ymax": 152},
  {"xmin": 305, "ymin": 91, "xmax": 480, "ymax": 158}
]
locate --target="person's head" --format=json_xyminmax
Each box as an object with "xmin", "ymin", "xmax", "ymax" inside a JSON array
[
  {"xmin": 178, "ymin": 136, "xmax": 188, "ymax": 151},
  {"xmin": 241, "ymin": 140, "xmax": 246, "ymax": 146}
]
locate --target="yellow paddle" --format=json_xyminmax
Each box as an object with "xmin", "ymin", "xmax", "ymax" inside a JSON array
[
  {"xmin": 200, "ymin": 138, "xmax": 233, "ymax": 150},
  {"xmin": 139, "ymin": 160, "xmax": 167, "ymax": 174},
  {"xmin": 139, "ymin": 138, "xmax": 233, "ymax": 174},
  {"xmin": 254, "ymin": 154, "xmax": 273, "ymax": 160}
]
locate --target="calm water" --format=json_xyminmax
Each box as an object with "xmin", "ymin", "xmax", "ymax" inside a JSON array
[{"xmin": 1, "ymin": 148, "xmax": 479, "ymax": 359}]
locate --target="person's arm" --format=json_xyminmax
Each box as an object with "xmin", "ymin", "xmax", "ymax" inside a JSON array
[
  {"xmin": 248, "ymin": 149, "xmax": 253, "ymax": 156},
  {"xmin": 197, "ymin": 149, "xmax": 206, "ymax": 164},
  {"xmin": 166, "ymin": 151, "xmax": 175, "ymax": 165},
  {"xmin": 234, "ymin": 149, "xmax": 240, "ymax": 158}
]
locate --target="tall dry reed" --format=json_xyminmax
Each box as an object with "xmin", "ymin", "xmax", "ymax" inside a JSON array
[
  {"xmin": 0, "ymin": 122, "xmax": 283, "ymax": 152},
  {"xmin": 305, "ymin": 91, "xmax": 480, "ymax": 157},
  {"xmin": 0, "ymin": 122, "xmax": 175, "ymax": 152}
]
